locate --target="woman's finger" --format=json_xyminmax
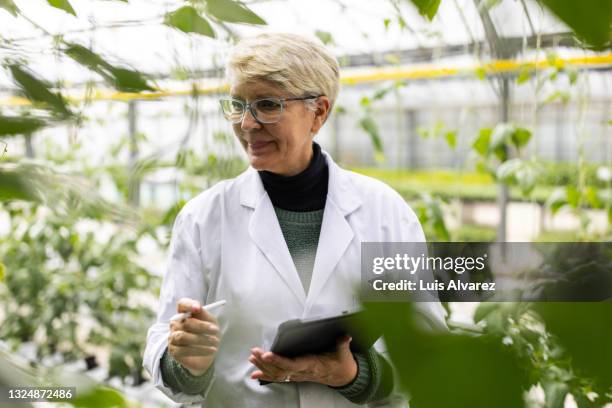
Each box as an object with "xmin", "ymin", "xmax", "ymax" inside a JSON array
[
  {"xmin": 249, "ymin": 354, "xmax": 285, "ymax": 379},
  {"xmin": 169, "ymin": 331, "xmax": 220, "ymax": 348},
  {"xmin": 174, "ymin": 318, "xmax": 219, "ymax": 336},
  {"xmin": 177, "ymin": 298, "xmax": 200, "ymax": 314},
  {"xmin": 261, "ymin": 352, "xmax": 301, "ymax": 372}
]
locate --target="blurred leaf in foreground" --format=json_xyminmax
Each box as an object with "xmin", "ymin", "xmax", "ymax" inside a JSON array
[
  {"xmin": 407, "ymin": 0, "xmax": 441, "ymax": 21},
  {"xmin": 0, "ymin": 162, "xmax": 136, "ymax": 222},
  {"xmin": 0, "ymin": 0, "xmax": 19, "ymax": 16},
  {"xmin": 205, "ymin": 0, "xmax": 266, "ymax": 25},
  {"xmin": 536, "ymin": 302, "xmax": 612, "ymax": 389},
  {"xmin": 539, "ymin": 0, "xmax": 612, "ymax": 49},
  {"xmin": 8, "ymin": 65, "xmax": 73, "ymax": 119},
  {"xmin": 165, "ymin": 6, "xmax": 215, "ymax": 37},
  {"xmin": 0, "ymin": 115, "xmax": 47, "ymax": 136},
  {"xmin": 65, "ymin": 44, "xmax": 155, "ymax": 92},
  {"xmin": 360, "ymin": 302, "xmax": 528, "ymax": 408},
  {"xmin": 46, "ymin": 0, "xmax": 76, "ymax": 16}
]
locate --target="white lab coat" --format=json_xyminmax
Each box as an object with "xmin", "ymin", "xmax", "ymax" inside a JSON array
[{"xmin": 143, "ymin": 151, "xmax": 446, "ymax": 407}]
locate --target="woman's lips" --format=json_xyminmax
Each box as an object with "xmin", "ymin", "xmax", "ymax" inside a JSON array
[{"xmin": 249, "ymin": 141, "xmax": 273, "ymax": 153}]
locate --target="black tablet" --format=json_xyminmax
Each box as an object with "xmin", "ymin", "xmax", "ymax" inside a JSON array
[{"xmin": 258, "ymin": 310, "xmax": 380, "ymax": 385}]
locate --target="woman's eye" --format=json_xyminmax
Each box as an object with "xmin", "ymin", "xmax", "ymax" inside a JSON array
[{"xmin": 256, "ymin": 100, "xmax": 281, "ymax": 111}]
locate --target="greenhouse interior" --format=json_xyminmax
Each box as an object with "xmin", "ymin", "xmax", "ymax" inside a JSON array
[{"xmin": 0, "ymin": 0, "xmax": 611, "ymax": 407}]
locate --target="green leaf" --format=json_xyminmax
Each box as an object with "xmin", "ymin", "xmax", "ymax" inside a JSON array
[
  {"xmin": 517, "ymin": 66, "xmax": 531, "ymax": 84},
  {"xmin": 359, "ymin": 116, "xmax": 383, "ymax": 153},
  {"xmin": 566, "ymin": 66, "xmax": 578, "ymax": 85},
  {"xmin": 47, "ymin": 0, "xmax": 76, "ymax": 16},
  {"xmin": 511, "ymin": 127, "xmax": 532, "ymax": 149},
  {"xmin": 205, "ymin": 0, "xmax": 266, "ymax": 25},
  {"xmin": 539, "ymin": 0, "xmax": 612, "ymax": 48},
  {"xmin": 496, "ymin": 158, "xmax": 522, "ymax": 183},
  {"xmin": 65, "ymin": 43, "xmax": 112, "ymax": 72},
  {"xmin": 109, "ymin": 67, "xmax": 155, "ymax": 92},
  {"xmin": 475, "ymin": 66, "xmax": 487, "ymax": 81},
  {"xmin": 0, "ymin": 262, "xmax": 5, "ymax": 281},
  {"xmin": 536, "ymin": 303, "xmax": 612, "ymax": 388},
  {"xmin": 473, "ymin": 128, "xmax": 491, "ymax": 156},
  {"xmin": 363, "ymin": 303, "xmax": 527, "ymax": 408},
  {"xmin": 8, "ymin": 65, "xmax": 73, "ymax": 118},
  {"xmin": 542, "ymin": 90, "xmax": 570, "ymax": 105},
  {"xmin": 0, "ymin": 0, "xmax": 19, "ymax": 16},
  {"xmin": 315, "ymin": 30, "xmax": 334, "ymax": 45},
  {"xmin": 71, "ymin": 386, "xmax": 128, "ymax": 408},
  {"xmin": 444, "ymin": 130, "xmax": 457, "ymax": 149},
  {"xmin": 359, "ymin": 96, "xmax": 371, "ymax": 107},
  {"xmin": 474, "ymin": 302, "xmax": 499, "ymax": 324},
  {"xmin": 0, "ymin": 116, "xmax": 47, "ymax": 136},
  {"xmin": 407, "ymin": 0, "xmax": 442, "ymax": 20},
  {"xmin": 165, "ymin": 6, "xmax": 215, "ymax": 37},
  {"xmin": 65, "ymin": 44, "xmax": 154, "ymax": 92},
  {"xmin": 546, "ymin": 188, "xmax": 568, "ymax": 215},
  {"xmin": 566, "ymin": 185, "xmax": 580, "ymax": 207}
]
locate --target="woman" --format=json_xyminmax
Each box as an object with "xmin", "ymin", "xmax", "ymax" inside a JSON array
[{"xmin": 143, "ymin": 33, "xmax": 445, "ymax": 407}]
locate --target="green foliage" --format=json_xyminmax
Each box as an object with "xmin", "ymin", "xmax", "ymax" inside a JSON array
[
  {"xmin": 361, "ymin": 302, "xmax": 527, "ymax": 407},
  {"xmin": 165, "ymin": 6, "xmax": 216, "ymax": 37},
  {"xmin": 475, "ymin": 302, "xmax": 612, "ymax": 407},
  {"xmin": 418, "ymin": 120, "xmax": 458, "ymax": 150},
  {"xmin": 0, "ymin": 348, "xmax": 131, "ymax": 406},
  {"xmin": 536, "ymin": 303, "xmax": 612, "ymax": 390},
  {"xmin": 539, "ymin": 0, "xmax": 612, "ymax": 48},
  {"xmin": 496, "ymin": 159, "xmax": 540, "ymax": 196},
  {"xmin": 0, "ymin": 0, "xmax": 19, "ymax": 16},
  {"xmin": 358, "ymin": 116, "xmax": 383, "ymax": 154},
  {"xmin": 315, "ymin": 30, "xmax": 334, "ymax": 45},
  {"xmin": 416, "ymin": 193, "xmax": 450, "ymax": 241},
  {"xmin": 0, "ymin": 115, "xmax": 47, "ymax": 136},
  {"xmin": 451, "ymin": 224, "xmax": 497, "ymax": 242},
  {"xmin": 47, "ymin": 0, "xmax": 76, "ymax": 16},
  {"xmin": 0, "ymin": 162, "xmax": 134, "ymax": 220},
  {"xmin": 65, "ymin": 44, "xmax": 155, "ymax": 92},
  {"xmin": 71, "ymin": 386, "xmax": 129, "ymax": 407},
  {"xmin": 0, "ymin": 202, "xmax": 159, "ymax": 381},
  {"xmin": 205, "ymin": 0, "xmax": 266, "ymax": 25},
  {"xmin": 8, "ymin": 65, "xmax": 74, "ymax": 119},
  {"xmin": 406, "ymin": 0, "xmax": 442, "ymax": 20}
]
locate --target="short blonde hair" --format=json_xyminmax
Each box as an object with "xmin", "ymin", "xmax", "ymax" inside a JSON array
[{"xmin": 226, "ymin": 33, "xmax": 340, "ymax": 107}]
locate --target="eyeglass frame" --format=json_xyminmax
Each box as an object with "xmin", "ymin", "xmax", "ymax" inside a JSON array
[{"xmin": 219, "ymin": 95, "xmax": 322, "ymax": 124}]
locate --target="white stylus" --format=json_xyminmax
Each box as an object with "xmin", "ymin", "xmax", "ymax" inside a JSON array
[{"xmin": 169, "ymin": 299, "xmax": 227, "ymax": 322}]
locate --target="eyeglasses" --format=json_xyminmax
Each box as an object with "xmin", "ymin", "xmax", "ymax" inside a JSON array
[{"xmin": 219, "ymin": 95, "xmax": 320, "ymax": 124}]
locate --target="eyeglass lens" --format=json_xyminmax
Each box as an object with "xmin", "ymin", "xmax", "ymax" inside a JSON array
[{"xmin": 221, "ymin": 98, "xmax": 283, "ymax": 124}]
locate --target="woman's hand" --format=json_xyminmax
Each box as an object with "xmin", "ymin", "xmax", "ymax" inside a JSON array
[
  {"xmin": 168, "ymin": 298, "xmax": 221, "ymax": 376},
  {"xmin": 248, "ymin": 335, "xmax": 357, "ymax": 387}
]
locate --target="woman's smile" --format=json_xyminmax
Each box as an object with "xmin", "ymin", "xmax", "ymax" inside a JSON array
[{"xmin": 248, "ymin": 140, "xmax": 275, "ymax": 154}]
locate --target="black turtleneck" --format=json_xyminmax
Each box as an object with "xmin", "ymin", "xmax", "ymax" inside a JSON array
[{"xmin": 258, "ymin": 142, "xmax": 328, "ymax": 212}]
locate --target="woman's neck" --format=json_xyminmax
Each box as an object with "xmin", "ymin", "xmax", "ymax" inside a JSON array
[{"xmin": 258, "ymin": 142, "xmax": 328, "ymax": 212}]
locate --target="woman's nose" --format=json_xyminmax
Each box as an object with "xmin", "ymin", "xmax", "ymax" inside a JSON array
[{"xmin": 241, "ymin": 109, "xmax": 262, "ymax": 131}]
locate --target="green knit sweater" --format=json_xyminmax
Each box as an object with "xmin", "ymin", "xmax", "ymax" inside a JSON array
[{"xmin": 160, "ymin": 207, "xmax": 391, "ymax": 404}]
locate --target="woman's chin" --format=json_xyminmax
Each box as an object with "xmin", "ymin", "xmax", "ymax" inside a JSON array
[{"xmin": 248, "ymin": 156, "xmax": 273, "ymax": 172}]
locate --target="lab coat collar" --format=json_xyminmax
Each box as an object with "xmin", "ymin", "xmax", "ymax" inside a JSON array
[
  {"xmin": 239, "ymin": 149, "xmax": 362, "ymax": 215},
  {"xmin": 239, "ymin": 150, "xmax": 362, "ymax": 310}
]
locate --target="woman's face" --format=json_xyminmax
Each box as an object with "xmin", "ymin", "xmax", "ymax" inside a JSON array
[{"xmin": 230, "ymin": 79, "xmax": 329, "ymax": 176}]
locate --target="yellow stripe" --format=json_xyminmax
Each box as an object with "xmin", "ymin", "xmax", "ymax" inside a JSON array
[{"xmin": 1, "ymin": 54, "xmax": 611, "ymax": 106}]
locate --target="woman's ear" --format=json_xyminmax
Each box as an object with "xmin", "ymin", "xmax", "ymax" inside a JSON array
[{"xmin": 310, "ymin": 96, "xmax": 331, "ymax": 135}]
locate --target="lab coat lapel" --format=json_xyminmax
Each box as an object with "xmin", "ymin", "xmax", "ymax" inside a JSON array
[
  {"xmin": 241, "ymin": 170, "xmax": 307, "ymax": 306},
  {"xmin": 306, "ymin": 153, "xmax": 361, "ymax": 311}
]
